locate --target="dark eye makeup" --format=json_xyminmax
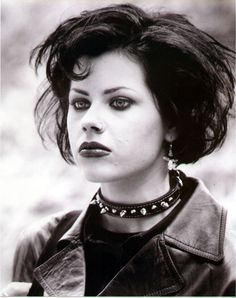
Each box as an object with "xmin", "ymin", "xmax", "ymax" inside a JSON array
[
  {"xmin": 110, "ymin": 97, "xmax": 134, "ymax": 110},
  {"xmin": 70, "ymin": 98, "xmax": 91, "ymax": 111},
  {"xmin": 69, "ymin": 96, "xmax": 134, "ymax": 111}
]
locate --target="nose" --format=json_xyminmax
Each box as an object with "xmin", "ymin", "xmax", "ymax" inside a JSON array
[{"xmin": 80, "ymin": 108, "xmax": 105, "ymax": 134}]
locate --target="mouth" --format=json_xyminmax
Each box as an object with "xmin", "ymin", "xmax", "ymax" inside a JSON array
[{"xmin": 79, "ymin": 141, "xmax": 111, "ymax": 158}]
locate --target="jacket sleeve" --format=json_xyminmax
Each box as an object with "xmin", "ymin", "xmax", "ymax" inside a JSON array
[
  {"xmin": 220, "ymin": 230, "xmax": 236, "ymax": 296},
  {"xmin": 210, "ymin": 228, "xmax": 236, "ymax": 296},
  {"xmin": 12, "ymin": 211, "xmax": 68, "ymax": 282}
]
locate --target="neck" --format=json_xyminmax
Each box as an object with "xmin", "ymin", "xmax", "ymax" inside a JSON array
[
  {"xmin": 99, "ymin": 164, "xmax": 171, "ymax": 233},
  {"xmin": 101, "ymin": 164, "xmax": 169, "ymax": 204}
]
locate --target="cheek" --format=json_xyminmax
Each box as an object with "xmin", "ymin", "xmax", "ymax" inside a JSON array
[
  {"xmin": 115, "ymin": 114, "xmax": 165, "ymax": 155},
  {"xmin": 129, "ymin": 113, "xmax": 164, "ymax": 141}
]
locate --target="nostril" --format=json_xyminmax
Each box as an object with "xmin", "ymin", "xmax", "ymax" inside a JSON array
[{"xmin": 93, "ymin": 126, "xmax": 101, "ymax": 132}]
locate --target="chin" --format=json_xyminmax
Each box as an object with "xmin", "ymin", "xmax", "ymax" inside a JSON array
[
  {"xmin": 78, "ymin": 158, "xmax": 118, "ymax": 183},
  {"xmin": 82, "ymin": 168, "xmax": 122, "ymax": 183},
  {"xmin": 84, "ymin": 173, "xmax": 114, "ymax": 183}
]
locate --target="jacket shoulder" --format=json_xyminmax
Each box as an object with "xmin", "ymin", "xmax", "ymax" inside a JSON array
[
  {"xmin": 12, "ymin": 209, "xmax": 81, "ymax": 282},
  {"xmin": 164, "ymin": 177, "xmax": 236, "ymax": 295}
]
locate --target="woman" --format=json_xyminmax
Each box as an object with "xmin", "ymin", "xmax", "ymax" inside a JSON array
[{"xmin": 2, "ymin": 3, "xmax": 235, "ymax": 296}]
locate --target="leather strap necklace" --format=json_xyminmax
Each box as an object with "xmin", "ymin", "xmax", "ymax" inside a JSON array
[{"xmin": 90, "ymin": 170, "xmax": 183, "ymax": 218}]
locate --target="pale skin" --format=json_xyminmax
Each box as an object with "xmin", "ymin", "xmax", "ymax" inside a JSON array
[{"xmin": 2, "ymin": 50, "xmax": 177, "ymax": 295}]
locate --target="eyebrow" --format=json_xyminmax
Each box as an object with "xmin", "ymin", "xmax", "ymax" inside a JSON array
[
  {"xmin": 71, "ymin": 87, "xmax": 133, "ymax": 96},
  {"xmin": 71, "ymin": 88, "xmax": 89, "ymax": 96}
]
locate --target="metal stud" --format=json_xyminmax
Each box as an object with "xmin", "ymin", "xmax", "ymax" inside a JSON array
[
  {"xmin": 151, "ymin": 204, "xmax": 157, "ymax": 210},
  {"xmin": 168, "ymin": 197, "xmax": 174, "ymax": 202},
  {"xmin": 99, "ymin": 203, "xmax": 103, "ymax": 208},
  {"xmin": 140, "ymin": 208, "xmax": 147, "ymax": 215},
  {"xmin": 161, "ymin": 201, "xmax": 169, "ymax": 209},
  {"xmin": 112, "ymin": 209, "xmax": 117, "ymax": 213},
  {"xmin": 177, "ymin": 177, "xmax": 183, "ymax": 187},
  {"xmin": 100, "ymin": 208, "xmax": 107, "ymax": 214},
  {"xmin": 120, "ymin": 210, "xmax": 127, "ymax": 217},
  {"xmin": 131, "ymin": 209, "xmax": 136, "ymax": 214},
  {"xmin": 90, "ymin": 199, "xmax": 97, "ymax": 205},
  {"xmin": 105, "ymin": 206, "xmax": 109, "ymax": 211}
]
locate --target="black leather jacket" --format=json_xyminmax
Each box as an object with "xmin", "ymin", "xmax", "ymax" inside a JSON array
[{"xmin": 13, "ymin": 178, "xmax": 236, "ymax": 296}]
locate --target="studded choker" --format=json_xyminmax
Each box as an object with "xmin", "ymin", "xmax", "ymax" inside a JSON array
[{"xmin": 90, "ymin": 170, "xmax": 184, "ymax": 218}]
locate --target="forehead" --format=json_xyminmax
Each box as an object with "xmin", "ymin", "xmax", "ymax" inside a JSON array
[{"xmin": 71, "ymin": 51, "xmax": 148, "ymax": 91}]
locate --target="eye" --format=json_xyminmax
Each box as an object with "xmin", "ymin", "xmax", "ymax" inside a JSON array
[
  {"xmin": 110, "ymin": 97, "xmax": 133, "ymax": 110},
  {"xmin": 70, "ymin": 98, "xmax": 90, "ymax": 111}
]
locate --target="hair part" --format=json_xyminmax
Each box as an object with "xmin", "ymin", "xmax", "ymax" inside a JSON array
[{"xmin": 30, "ymin": 3, "xmax": 235, "ymax": 164}]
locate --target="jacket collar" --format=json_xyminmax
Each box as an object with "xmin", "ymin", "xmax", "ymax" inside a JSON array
[
  {"xmin": 164, "ymin": 179, "xmax": 226, "ymax": 262},
  {"xmin": 34, "ymin": 177, "xmax": 226, "ymax": 296}
]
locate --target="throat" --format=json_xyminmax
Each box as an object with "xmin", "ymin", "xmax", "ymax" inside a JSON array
[{"xmin": 100, "ymin": 171, "xmax": 170, "ymax": 205}]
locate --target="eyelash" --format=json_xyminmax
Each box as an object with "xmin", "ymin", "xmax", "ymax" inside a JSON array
[
  {"xmin": 70, "ymin": 97, "xmax": 134, "ymax": 111},
  {"xmin": 110, "ymin": 97, "xmax": 134, "ymax": 110},
  {"xmin": 70, "ymin": 98, "xmax": 90, "ymax": 111}
]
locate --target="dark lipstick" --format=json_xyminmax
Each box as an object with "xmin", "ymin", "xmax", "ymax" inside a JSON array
[{"xmin": 79, "ymin": 141, "xmax": 111, "ymax": 158}]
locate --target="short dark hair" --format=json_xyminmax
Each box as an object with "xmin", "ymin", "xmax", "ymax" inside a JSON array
[{"xmin": 31, "ymin": 3, "xmax": 235, "ymax": 164}]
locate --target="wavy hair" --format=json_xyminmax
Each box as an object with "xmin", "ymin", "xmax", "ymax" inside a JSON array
[{"xmin": 30, "ymin": 3, "xmax": 235, "ymax": 164}]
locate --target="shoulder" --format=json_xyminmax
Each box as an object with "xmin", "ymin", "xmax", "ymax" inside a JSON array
[
  {"xmin": 164, "ymin": 176, "xmax": 236, "ymax": 294},
  {"xmin": 12, "ymin": 209, "xmax": 81, "ymax": 282}
]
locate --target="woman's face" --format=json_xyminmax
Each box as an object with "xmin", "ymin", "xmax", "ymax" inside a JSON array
[{"xmin": 67, "ymin": 51, "xmax": 168, "ymax": 183}]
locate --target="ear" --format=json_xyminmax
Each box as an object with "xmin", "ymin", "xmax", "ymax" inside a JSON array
[{"xmin": 165, "ymin": 126, "xmax": 178, "ymax": 142}]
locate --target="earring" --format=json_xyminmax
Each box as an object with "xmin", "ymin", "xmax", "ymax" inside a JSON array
[{"xmin": 163, "ymin": 143, "xmax": 178, "ymax": 170}]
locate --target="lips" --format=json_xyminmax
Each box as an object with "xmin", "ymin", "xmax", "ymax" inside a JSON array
[{"xmin": 79, "ymin": 141, "xmax": 111, "ymax": 158}]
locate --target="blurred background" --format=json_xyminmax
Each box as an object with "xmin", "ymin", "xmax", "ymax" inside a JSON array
[{"xmin": 1, "ymin": 0, "xmax": 235, "ymax": 288}]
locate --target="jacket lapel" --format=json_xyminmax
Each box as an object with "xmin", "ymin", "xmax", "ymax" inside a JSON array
[
  {"xmin": 34, "ymin": 240, "xmax": 86, "ymax": 296},
  {"xmin": 99, "ymin": 235, "xmax": 184, "ymax": 296}
]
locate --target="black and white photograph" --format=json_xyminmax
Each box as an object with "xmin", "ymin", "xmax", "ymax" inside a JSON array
[{"xmin": 1, "ymin": 0, "xmax": 236, "ymax": 296}]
